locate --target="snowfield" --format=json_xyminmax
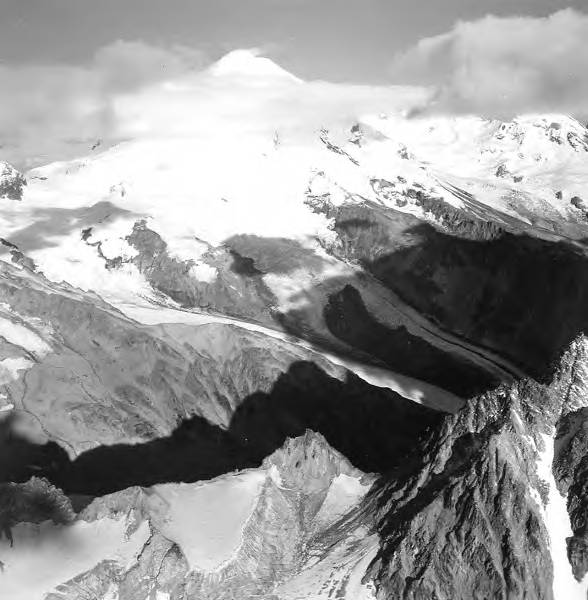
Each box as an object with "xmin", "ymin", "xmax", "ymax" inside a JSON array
[
  {"xmin": 0, "ymin": 517, "xmax": 150, "ymax": 600},
  {"xmin": 313, "ymin": 473, "xmax": 371, "ymax": 529},
  {"xmin": 151, "ymin": 471, "xmax": 266, "ymax": 572}
]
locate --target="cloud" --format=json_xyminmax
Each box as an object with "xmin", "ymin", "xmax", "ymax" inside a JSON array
[
  {"xmin": 4, "ymin": 11, "xmax": 588, "ymax": 169},
  {"xmin": 110, "ymin": 50, "xmax": 424, "ymax": 144},
  {"xmin": 389, "ymin": 9, "xmax": 588, "ymax": 119},
  {"xmin": 0, "ymin": 41, "xmax": 206, "ymax": 168},
  {"xmin": 93, "ymin": 40, "xmax": 206, "ymax": 91},
  {"xmin": 0, "ymin": 43, "xmax": 425, "ymax": 169}
]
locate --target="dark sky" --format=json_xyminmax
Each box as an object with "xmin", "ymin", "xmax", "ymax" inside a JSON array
[{"xmin": 1, "ymin": 0, "xmax": 585, "ymax": 82}]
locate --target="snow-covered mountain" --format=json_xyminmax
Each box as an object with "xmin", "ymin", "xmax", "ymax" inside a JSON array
[{"xmin": 1, "ymin": 52, "xmax": 588, "ymax": 599}]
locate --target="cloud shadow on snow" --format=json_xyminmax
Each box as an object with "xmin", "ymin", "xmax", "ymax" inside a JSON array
[{"xmin": 0, "ymin": 201, "xmax": 135, "ymax": 254}]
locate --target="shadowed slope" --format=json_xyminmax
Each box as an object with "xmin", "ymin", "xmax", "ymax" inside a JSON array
[{"xmin": 1, "ymin": 362, "xmax": 441, "ymax": 497}]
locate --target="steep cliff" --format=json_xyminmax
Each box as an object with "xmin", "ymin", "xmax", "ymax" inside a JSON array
[{"xmin": 368, "ymin": 336, "xmax": 588, "ymax": 600}]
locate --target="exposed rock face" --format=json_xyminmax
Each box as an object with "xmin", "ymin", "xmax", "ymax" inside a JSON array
[
  {"xmin": 0, "ymin": 163, "xmax": 26, "ymax": 201},
  {"xmin": 125, "ymin": 221, "xmax": 278, "ymax": 323},
  {"xmin": 369, "ymin": 384, "xmax": 555, "ymax": 599},
  {"xmin": 313, "ymin": 196, "xmax": 588, "ymax": 381},
  {"xmin": 555, "ymin": 406, "xmax": 588, "ymax": 581},
  {"xmin": 369, "ymin": 178, "xmax": 505, "ymax": 240},
  {"xmin": 0, "ymin": 478, "xmax": 74, "ymax": 546},
  {"xmin": 367, "ymin": 336, "xmax": 588, "ymax": 600},
  {"xmin": 0, "ymin": 237, "xmax": 36, "ymax": 270},
  {"xmin": 3, "ymin": 433, "xmax": 378, "ymax": 600},
  {"xmin": 324, "ymin": 283, "xmax": 500, "ymax": 397},
  {"xmin": 552, "ymin": 338, "xmax": 588, "ymax": 583}
]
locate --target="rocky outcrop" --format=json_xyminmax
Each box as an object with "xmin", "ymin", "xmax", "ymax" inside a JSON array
[
  {"xmin": 324, "ymin": 284, "xmax": 500, "ymax": 397},
  {"xmin": 492, "ymin": 117, "xmax": 588, "ymax": 155},
  {"xmin": 551, "ymin": 337, "xmax": 588, "ymax": 582},
  {"xmin": 319, "ymin": 129, "xmax": 360, "ymax": 165},
  {"xmin": 0, "ymin": 478, "xmax": 74, "ymax": 546},
  {"xmin": 367, "ymin": 335, "xmax": 588, "ymax": 600},
  {"xmin": 0, "ymin": 163, "xmax": 26, "ymax": 201},
  {"xmin": 369, "ymin": 383, "xmax": 555, "ymax": 599},
  {"xmin": 263, "ymin": 429, "xmax": 369, "ymax": 494},
  {"xmin": 370, "ymin": 178, "xmax": 505, "ymax": 241},
  {"xmin": 0, "ymin": 238, "xmax": 36, "ymax": 270},
  {"xmin": 83, "ymin": 219, "xmax": 279, "ymax": 324},
  {"xmin": 4, "ymin": 433, "xmax": 378, "ymax": 600},
  {"xmin": 555, "ymin": 407, "xmax": 588, "ymax": 581}
]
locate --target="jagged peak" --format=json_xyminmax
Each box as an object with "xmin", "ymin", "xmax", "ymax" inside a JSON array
[
  {"xmin": 560, "ymin": 332, "xmax": 588, "ymax": 360},
  {"xmin": 439, "ymin": 333, "xmax": 588, "ymax": 459},
  {"xmin": 263, "ymin": 430, "xmax": 365, "ymax": 491},
  {"xmin": 550, "ymin": 333, "xmax": 588, "ymax": 416},
  {"xmin": 0, "ymin": 161, "xmax": 26, "ymax": 200}
]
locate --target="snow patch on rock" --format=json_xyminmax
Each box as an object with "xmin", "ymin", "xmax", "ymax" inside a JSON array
[
  {"xmin": 0, "ymin": 357, "xmax": 34, "ymax": 385},
  {"xmin": 189, "ymin": 261, "xmax": 217, "ymax": 283},
  {"xmin": 314, "ymin": 473, "xmax": 371, "ymax": 528}
]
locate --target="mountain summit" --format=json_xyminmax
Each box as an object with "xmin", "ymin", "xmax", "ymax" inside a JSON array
[{"xmin": 210, "ymin": 49, "xmax": 302, "ymax": 82}]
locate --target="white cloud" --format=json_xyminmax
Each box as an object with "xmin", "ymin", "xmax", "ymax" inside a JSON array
[
  {"xmin": 0, "ymin": 41, "xmax": 206, "ymax": 168},
  {"xmin": 0, "ymin": 43, "xmax": 425, "ymax": 169},
  {"xmin": 3, "ymin": 12, "xmax": 588, "ymax": 168},
  {"xmin": 111, "ymin": 49, "xmax": 425, "ymax": 144},
  {"xmin": 389, "ymin": 9, "xmax": 588, "ymax": 119},
  {"xmin": 94, "ymin": 40, "xmax": 206, "ymax": 91}
]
